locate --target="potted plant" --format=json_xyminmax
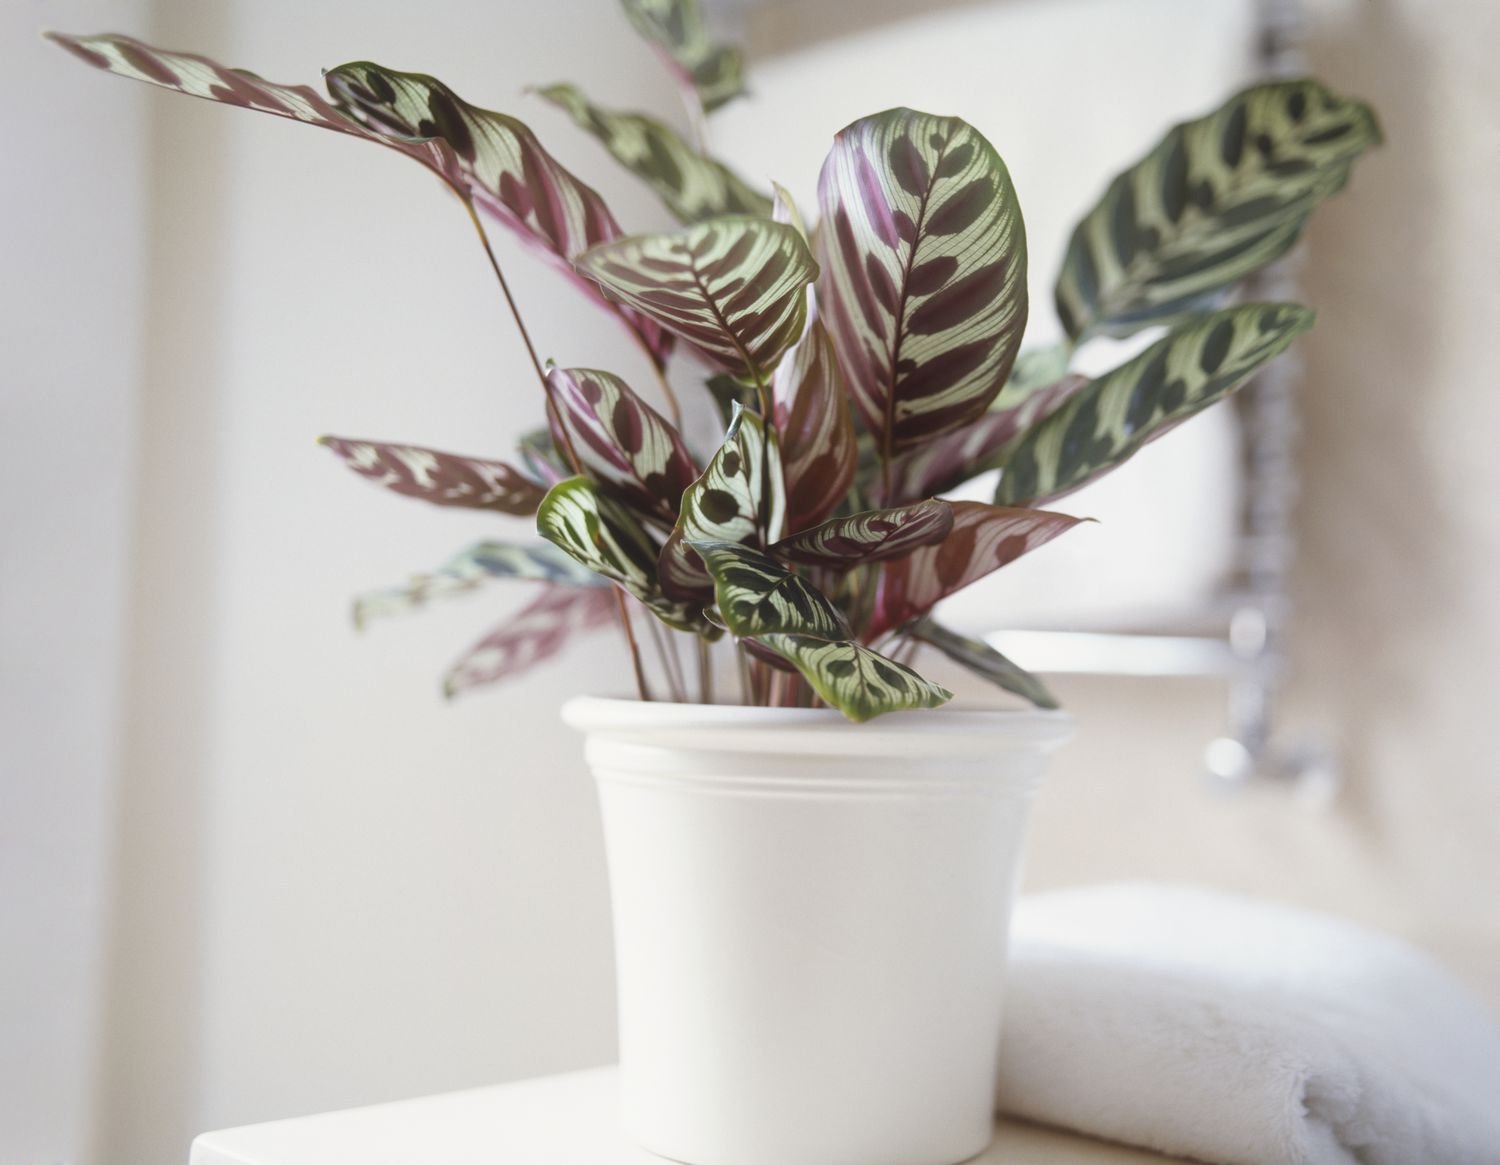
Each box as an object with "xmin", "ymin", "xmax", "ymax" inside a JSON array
[{"xmin": 50, "ymin": 9, "xmax": 1378, "ymax": 1164}]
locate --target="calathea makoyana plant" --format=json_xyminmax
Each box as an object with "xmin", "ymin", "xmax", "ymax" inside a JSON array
[{"xmin": 49, "ymin": 5, "xmax": 1379, "ymax": 721}]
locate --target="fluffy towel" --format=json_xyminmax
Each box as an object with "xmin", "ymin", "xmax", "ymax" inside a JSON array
[{"xmin": 997, "ymin": 883, "xmax": 1500, "ymax": 1165}]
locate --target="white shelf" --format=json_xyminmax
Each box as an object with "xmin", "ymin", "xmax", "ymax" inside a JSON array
[{"xmin": 190, "ymin": 1066, "xmax": 1172, "ymax": 1165}]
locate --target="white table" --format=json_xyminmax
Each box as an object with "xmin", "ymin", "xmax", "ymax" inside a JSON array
[{"xmin": 190, "ymin": 1066, "xmax": 1174, "ymax": 1164}]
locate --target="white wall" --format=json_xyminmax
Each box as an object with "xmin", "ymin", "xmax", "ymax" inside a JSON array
[{"xmin": 1, "ymin": 1, "xmax": 147, "ymax": 1160}]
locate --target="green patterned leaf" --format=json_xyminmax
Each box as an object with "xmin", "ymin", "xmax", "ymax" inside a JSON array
[
  {"xmin": 772, "ymin": 298, "xmax": 858, "ymax": 533},
  {"xmin": 691, "ymin": 541, "xmax": 850, "ymax": 639},
  {"xmin": 318, "ymin": 436, "xmax": 545, "ymax": 515},
  {"xmin": 754, "ymin": 634, "xmax": 952, "ymax": 722},
  {"xmin": 620, "ymin": 0, "xmax": 746, "ymax": 114},
  {"xmin": 886, "ymin": 374, "xmax": 1089, "ymax": 502},
  {"xmin": 443, "ymin": 586, "xmax": 616, "ymax": 698},
  {"xmin": 658, "ymin": 407, "xmax": 784, "ymax": 600},
  {"xmin": 535, "ymin": 83, "xmax": 769, "ymax": 224},
  {"xmin": 870, "ymin": 501, "xmax": 1084, "ymax": 636},
  {"xmin": 911, "ymin": 620, "xmax": 1057, "ymax": 710},
  {"xmin": 1056, "ymin": 79, "xmax": 1380, "ymax": 340},
  {"xmin": 576, "ymin": 218, "xmax": 817, "ymax": 380},
  {"xmin": 352, "ymin": 541, "xmax": 599, "ymax": 629},
  {"xmin": 995, "ymin": 303, "xmax": 1315, "ymax": 507},
  {"xmin": 544, "ymin": 366, "xmax": 698, "ymax": 525},
  {"xmin": 46, "ymin": 33, "xmax": 674, "ymax": 367},
  {"xmin": 517, "ymin": 427, "xmax": 569, "ymax": 486},
  {"xmin": 772, "ymin": 500, "xmax": 953, "ymax": 569},
  {"xmin": 818, "ymin": 108, "xmax": 1028, "ymax": 457},
  {"xmin": 536, "ymin": 476, "xmax": 706, "ymax": 632}
]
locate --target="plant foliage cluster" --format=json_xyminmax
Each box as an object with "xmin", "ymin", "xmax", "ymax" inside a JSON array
[{"xmin": 50, "ymin": 4, "xmax": 1379, "ymax": 720}]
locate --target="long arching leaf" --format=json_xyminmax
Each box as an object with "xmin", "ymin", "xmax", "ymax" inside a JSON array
[
  {"xmin": 576, "ymin": 218, "xmax": 817, "ymax": 380},
  {"xmin": 818, "ymin": 108, "xmax": 1028, "ymax": 459},
  {"xmin": 537, "ymin": 477, "xmax": 705, "ymax": 632},
  {"xmin": 754, "ymin": 634, "xmax": 952, "ymax": 722},
  {"xmin": 772, "ymin": 295, "xmax": 858, "ymax": 533},
  {"xmin": 691, "ymin": 541, "xmax": 850, "ymax": 639},
  {"xmin": 772, "ymin": 500, "xmax": 953, "ymax": 569},
  {"xmin": 443, "ymin": 586, "xmax": 616, "ymax": 698},
  {"xmin": 544, "ymin": 366, "xmax": 698, "ymax": 525},
  {"xmin": 911, "ymin": 620, "xmax": 1057, "ymax": 710},
  {"xmin": 870, "ymin": 501, "xmax": 1083, "ymax": 636},
  {"xmin": 995, "ymin": 303, "xmax": 1314, "ymax": 507},
  {"xmin": 658, "ymin": 407, "xmax": 784, "ymax": 600},
  {"xmin": 1056, "ymin": 79, "xmax": 1379, "ymax": 340},
  {"xmin": 352, "ymin": 541, "xmax": 600, "ymax": 629},
  {"xmin": 620, "ymin": 0, "xmax": 745, "ymax": 114},
  {"xmin": 318, "ymin": 437, "xmax": 545, "ymax": 515},
  {"xmin": 47, "ymin": 33, "xmax": 673, "ymax": 366},
  {"xmin": 534, "ymin": 83, "xmax": 770, "ymax": 223}
]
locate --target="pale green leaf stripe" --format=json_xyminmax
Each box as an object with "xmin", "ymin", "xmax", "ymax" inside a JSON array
[
  {"xmin": 577, "ymin": 218, "xmax": 817, "ymax": 379},
  {"xmin": 755, "ymin": 634, "xmax": 953, "ymax": 722},
  {"xmin": 537, "ymin": 477, "xmax": 706, "ymax": 632},
  {"xmin": 1056, "ymin": 79, "xmax": 1379, "ymax": 339},
  {"xmin": 691, "ymin": 540, "xmax": 850, "ymax": 640},
  {"xmin": 620, "ymin": 0, "xmax": 746, "ymax": 113},
  {"xmin": 996, "ymin": 303, "xmax": 1315, "ymax": 507},
  {"xmin": 912, "ymin": 620, "xmax": 1057, "ymax": 710},
  {"xmin": 351, "ymin": 541, "xmax": 598, "ymax": 629},
  {"xmin": 659, "ymin": 407, "xmax": 785, "ymax": 599},
  {"xmin": 536, "ymin": 84, "xmax": 769, "ymax": 224}
]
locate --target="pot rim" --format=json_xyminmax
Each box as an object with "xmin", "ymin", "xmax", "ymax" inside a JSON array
[{"xmin": 562, "ymin": 694, "xmax": 1073, "ymax": 758}]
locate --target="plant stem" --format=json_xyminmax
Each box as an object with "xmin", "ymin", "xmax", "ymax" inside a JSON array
[
  {"xmin": 697, "ymin": 637, "xmax": 713, "ymax": 705},
  {"xmin": 613, "ymin": 590, "xmax": 653, "ymax": 702},
  {"xmin": 735, "ymin": 643, "xmax": 753, "ymax": 707},
  {"xmin": 463, "ymin": 199, "xmax": 548, "ymax": 391}
]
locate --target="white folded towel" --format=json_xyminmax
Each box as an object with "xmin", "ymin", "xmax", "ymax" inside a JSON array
[{"xmin": 997, "ymin": 883, "xmax": 1500, "ymax": 1165}]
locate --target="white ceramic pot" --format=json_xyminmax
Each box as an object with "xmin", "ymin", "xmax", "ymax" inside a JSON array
[{"xmin": 563, "ymin": 696, "xmax": 1072, "ymax": 1165}]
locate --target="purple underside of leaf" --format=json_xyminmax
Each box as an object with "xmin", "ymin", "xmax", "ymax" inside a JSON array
[
  {"xmin": 46, "ymin": 31, "xmax": 672, "ymax": 367},
  {"xmin": 318, "ymin": 436, "xmax": 546, "ymax": 514},
  {"xmin": 772, "ymin": 296, "xmax": 858, "ymax": 533},
  {"xmin": 443, "ymin": 585, "xmax": 616, "ymax": 697},
  {"xmin": 868, "ymin": 500, "xmax": 1085, "ymax": 637}
]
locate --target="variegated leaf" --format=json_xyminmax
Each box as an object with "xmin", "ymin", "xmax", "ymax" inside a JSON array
[
  {"xmin": 658, "ymin": 407, "xmax": 784, "ymax": 600},
  {"xmin": 536, "ymin": 476, "xmax": 706, "ymax": 632},
  {"xmin": 318, "ymin": 436, "xmax": 545, "ymax": 515},
  {"xmin": 576, "ymin": 218, "xmax": 817, "ymax": 380},
  {"xmin": 1056, "ymin": 79, "xmax": 1380, "ymax": 339},
  {"xmin": 995, "ymin": 303, "xmax": 1315, "ymax": 507},
  {"xmin": 754, "ymin": 634, "xmax": 952, "ymax": 722},
  {"xmin": 818, "ymin": 108, "xmax": 1028, "ymax": 457},
  {"xmin": 772, "ymin": 499, "xmax": 953, "ymax": 569},
  {"xmin": 47, "ymin": 33, "xmax": 673, "ymax": 367},
  {"xmin": 771, "ymin": 182, "xmax": 810, "ymax": 240},
  {"xmin": 886, "ymin": 374, "xmax": 1089, "ymax": 502},
  {"xmin": 517, "ymin": 427, "xmax": 570, "ymax": 487},
  {"xmin": 535, "ymin": 83, "xmax": 770, "ymax": 223},
  {"xmin": 443, "ymin": 586, "xmax": 616, "ymax": 698},
  {"xmin": 870, "ymin": 501, "xmax": 1084, "ymax": 636},
  {"xmin": 911, "ymin": 620, "xmax": 1057, "ymax": 710},
  {"xmin": 544, "ymin": 366, "xmax": 698, "ymax": 525},
  {"xmin": 772, "ymin": 295, "xmax": 858, "ymax": 533},
  {"xmin": 691, "ymin": 541, "xmax": 850, "ymax": 640},
  {"xmin": 620, "ymin": 0, "xmax": 746, "ymax": 114},
  {"xmin": 705, "ymin": 373, "xmax": 753, "ymax": 429},
  {"xmin": 1005, "ymin": 344, "xmax": 1073, "ymax": 396},
  {"xmin": 352, "ymin": 541, "xmax": 600, "ymax": 629}
]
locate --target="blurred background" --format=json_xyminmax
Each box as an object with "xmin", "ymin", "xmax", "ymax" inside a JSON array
[{"xmin": 3, "ymin": 0, "xmax": 1496, "ymax": 1162}]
